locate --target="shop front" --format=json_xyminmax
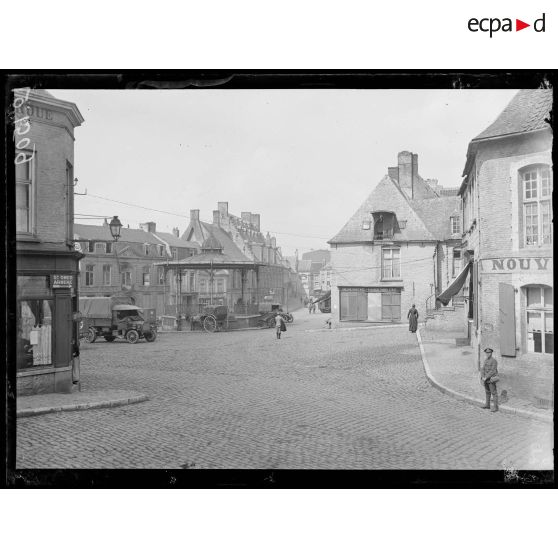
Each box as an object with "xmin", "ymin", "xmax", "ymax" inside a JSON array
[
  {"xmin": 17, "ymin": 252, "xmax": 82, "ymax": 395},
  {"xmin": 478, "ymin": 256, "xmax": 553, "ymax": 360},
  {"xmin": 338, "ymin": 286, "xmax": 402, "ymax": 322}
]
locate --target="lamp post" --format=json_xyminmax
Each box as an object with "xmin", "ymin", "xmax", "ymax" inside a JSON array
[{"xmin": 109, "ymin": 216, "xmax": 122, "ymax": 289}]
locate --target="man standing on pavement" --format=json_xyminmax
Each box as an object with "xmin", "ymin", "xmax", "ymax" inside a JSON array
[
  {"xmin": 407, "ymin": 303, "xmax": 419, "ymax": 333},
  {"xmin": 481, "ymin": 348, "xmax": 500, "ymax": 412},
  {"xmin": 274, "ymin": 311, "xmax": 286, "ymax": 340}
]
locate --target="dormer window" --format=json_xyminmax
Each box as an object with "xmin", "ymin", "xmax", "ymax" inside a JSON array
[
  {"xmin": 144, "ymin": 243, "xmax": 150, "ymax": 256},
  {"xmin": 372, "ymin": 211, "xmax": 398, "ymax": 240}
]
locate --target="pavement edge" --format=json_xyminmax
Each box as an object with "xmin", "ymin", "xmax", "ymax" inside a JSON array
[
  {"xmin": 416, "ymin": 328, "xmax": 552, "ymax": 424},
  {"xmin": 17, "ymin": 394, "xmax": 149, "ymax": 418}
]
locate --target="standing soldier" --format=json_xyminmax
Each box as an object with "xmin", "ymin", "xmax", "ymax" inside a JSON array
[{"xmin": 480, "ymin": 348, "xmax": 500, "ymax": 412}]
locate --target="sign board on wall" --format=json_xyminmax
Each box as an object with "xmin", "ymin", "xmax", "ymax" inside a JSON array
[
  {"xmin": 339, "ymin": 286, "xmax": 403, "ymax": 293},
  {"xmin": 51, "ymin": 274, "xmax": 73, "ymax": 289},
  {"xmin": 480, "ymin": 257, "xmax": 551, "ymax": 273}
]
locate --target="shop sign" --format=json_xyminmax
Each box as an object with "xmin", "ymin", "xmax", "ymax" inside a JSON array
[
  {"xmin": 367, "ymin": 287, "xmax": 401, "ymax": 293},
  {"xmin": 51, "ymin": 274, "xmax": 73, "ymax": 289},
  {"xmin": 480, "ymin": 257, "xmax": 551, "ymax": 273},
  {"xmin": 340, "ymin": 287, "xmax": 402, "ymax": 293}
]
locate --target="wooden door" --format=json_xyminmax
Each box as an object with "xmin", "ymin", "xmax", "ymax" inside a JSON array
[
  {"xmin": 499, "ymin": 283, "xmax": 516, "ymax": 356},
  {"xmin": 381, "ymin": 293, "xmax": 401, "ymax": 321},
  {"xmin": 54, "ymin": 293, "xmax": 72, "ymax": 367}
]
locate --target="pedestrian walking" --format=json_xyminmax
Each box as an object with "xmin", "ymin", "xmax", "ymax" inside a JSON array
[
  {"xmin": 308, "ymin": 301, "xmax": 312, "ymax": 314},
  {"xmin": 407, "ymin": 303, "xmax": 419, "ymax": 332},
  {"xmin": 274, "ymin": 311, "xmax": 286, "ymax": 339},
  {"xmin": 480, "ymin": 348, "xmax": 500, "ymax": 412}
]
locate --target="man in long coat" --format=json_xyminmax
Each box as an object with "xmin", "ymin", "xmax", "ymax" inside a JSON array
[{"xmin": 407, "ymin": 304, "xmax": 419, "ymax": 333}]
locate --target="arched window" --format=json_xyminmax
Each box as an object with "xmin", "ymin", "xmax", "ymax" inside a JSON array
[{"xmin": 520, "ymin": 165, "xmax": 552, "ymax": 247}]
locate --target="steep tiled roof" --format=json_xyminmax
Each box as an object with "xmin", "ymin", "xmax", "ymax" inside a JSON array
[
  {"xmin": 329, "ymin": 176, "xmax": 437, "ymax": 244},
  {"xmin": 74, "ymin": 223, "xmax": 161, "ymax": 244},
  {"xmin": 200, "ymin": 222, "xmax": 253, "ymax": 262},
  {"xmin": 409, "ymin": 197, "xmax": 461, "ymax": 240},
  {"xmin": 153, "ymin": 232, "xmax": 199, "ymax": 249},
  {"xmin": 473, "ymin": 89, "xmax": 552, "ymax": 141}
]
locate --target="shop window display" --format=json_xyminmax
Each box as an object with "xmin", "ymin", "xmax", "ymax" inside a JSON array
[{"xmin": 17, "ymin": 299, "xmax": 54, "ymax": 368}]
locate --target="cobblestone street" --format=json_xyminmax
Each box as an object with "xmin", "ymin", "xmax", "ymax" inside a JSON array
[{"xmin": 16, "ymin": 310, "xmax": 553, "ymax": 469}]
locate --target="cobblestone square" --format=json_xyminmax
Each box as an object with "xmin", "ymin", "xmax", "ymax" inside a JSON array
[{"xmin": 16, "ymin": 310, "xmax": 553, "ymax": 470}]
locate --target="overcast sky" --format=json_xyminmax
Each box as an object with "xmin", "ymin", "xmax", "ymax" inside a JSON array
[{"xmin": 53, "ymin": 88, "xmax": 518, "ymax": 255}]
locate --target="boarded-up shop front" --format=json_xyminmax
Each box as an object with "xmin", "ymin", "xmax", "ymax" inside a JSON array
[{"xmin": 339, "ymin": 286, "xmax": 402, "ymax": 322}]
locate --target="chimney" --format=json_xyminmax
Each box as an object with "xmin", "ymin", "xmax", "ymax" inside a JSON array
[
  {"xmin": 397, "ymin": 151, "xmax": 417, "ymax": 199},
  {"xmin": 172, "ymin": 227, "xmax": 180, "ymax": 238},
  {"xmin": 387, "ymin": 167, "xmax": 399, "ymax": 183},
  {"xmin": 271, "ymin": 236, "xmax": 276, "ymax": 248},
  {"xmin": 218, "ymin": 202, "xmax": 228, "ymax": 215},
  {"xmin": 241, "ymin": 212, "xmax": 252, "ymax": 224},
  {"xmin": 213, "ymin": 210, "xmax": 221, "ymax": 226},
  {"xmin": 140, "ymin": 221, "xmax": 156, "ymax": 233},
  {"xmin": 250, "ymin": 213, "xmax": 260, "ymax": 232},
  {"xmin": 190, "ymin": 209, "xmax": 200, "ymax": 222},
  {"xmin": 266, "ymin": 232, "xmax": 271, "ymax": 246}
]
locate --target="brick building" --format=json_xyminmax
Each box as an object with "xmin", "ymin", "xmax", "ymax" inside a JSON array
[
  {"xmin": 74, "ymin": 221, "xmax": 198, "ymax": 316},
  {"xmin": 458, "ymin": 89, "xmax": 553, "ymax": 369},
  {"xmin": 328, "ymin": 151, "xmax": 461, "ymax": 325},
  {"xmin": 182, "ymin": 203, "xmax": 304, "ymax": 312},
  {"xmin": 15, "ymin": 89, "xmax": 84, "ymax": 395}
]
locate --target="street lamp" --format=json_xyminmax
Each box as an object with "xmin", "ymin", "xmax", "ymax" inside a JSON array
[
  {"xmin": 109, "ymin": 215, "xmax": 122, "ymax": 241},
  {"xmin": 109, "ymin": 216, "xmax": 123, "ymax": 289}
]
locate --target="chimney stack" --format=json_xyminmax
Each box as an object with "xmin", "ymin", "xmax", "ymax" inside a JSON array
[
  {"xmin": 140, "ymin": 221, "xmax": 156, "ymax": 233},
  {"xmin": 250, "ymin": 213, "xmax": 260, "ymax": 232},
  {"xmin": 172, "ymin": 227, "xmax": 180, "ymax": 238},
  {"xmin": 271, "ymin": 236, "xmax": 276, "ymax": 248},
  {"xmin": 217, "ymin": 202, "xmax": 229, "ymax": 215},
  {"xmin": 241, "ymin": 211, "xmax": 252, "ymax": 224},
  {"xmin": 397, "ymin": 151, "xmax": 418, "ymax": 200},
  {"xmin": 387, "ymin": 167, "xmax": 399, "ymax": 183},
  {"xmin": 190, "ymin": 209, "xmax": 200, "ymax": 222}
]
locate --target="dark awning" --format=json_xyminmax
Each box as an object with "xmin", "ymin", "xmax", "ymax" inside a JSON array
[
  {"xmin": 436, "ymin": 262, "xmax": 471, "ymax": 306},
  {"xmin": 313, "ymin": 290, "xmax": 331, "ymax": 303}
]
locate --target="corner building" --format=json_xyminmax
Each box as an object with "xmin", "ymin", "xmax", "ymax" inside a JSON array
[
  {"xmin": 460, "ymin": 89, "xmax": 553, "ymax": 369},
  {"xmin": 328, "ymin": 152, "xmax": 461, "ymax": 325},
  {"xmin": 15, "ymin": 90, "xmax": 84, "ymax": 395}
]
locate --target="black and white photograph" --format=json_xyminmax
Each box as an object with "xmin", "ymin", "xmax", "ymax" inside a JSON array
[{"xmin": 4, "ymin": 73, "xmax": 554, "ymax": 485}]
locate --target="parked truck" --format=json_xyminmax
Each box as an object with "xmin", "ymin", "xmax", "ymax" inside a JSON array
[{"xmin": 79, "ymin": 296, "xmax": 157, "ymax": 344}]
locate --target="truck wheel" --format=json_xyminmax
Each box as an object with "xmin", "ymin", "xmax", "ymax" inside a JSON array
[
  {"xmin": 86, "ymin": 327, "xmax": 96, "ymax": 343},
  {"xmin": 126, "ymin": 330, "xmax": 139, "ymax": 344},
  {"xmin": 144, "ymin": 330, "xmax": 157, "ymax": 342},
  {"xmin": 104, "ymin": 335, "xmax": 116, "ymax": 342}
]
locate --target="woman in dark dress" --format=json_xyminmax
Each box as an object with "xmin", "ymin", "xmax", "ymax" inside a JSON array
[{"xmin": 407, "ymin": 304, "xmax": 419, "ymax": 333}]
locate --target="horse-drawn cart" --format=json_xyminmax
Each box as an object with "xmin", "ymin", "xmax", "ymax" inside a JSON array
[{"xmin": 192, "ymin": 305, "xmax": 229, "ymax": 333}]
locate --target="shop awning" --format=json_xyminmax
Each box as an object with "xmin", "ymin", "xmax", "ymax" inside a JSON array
[
  {"xmin": 436, "ymin": 262, "xmax": 471, "ymax": 306},
  {"xmin": 313, "ymin": 290, "xmax": 331, "ymax": 303}
]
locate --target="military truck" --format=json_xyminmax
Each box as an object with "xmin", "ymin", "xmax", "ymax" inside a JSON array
[{"xmin": 79, "ymin": 296, "xmax": 157, "ymax": 344}]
